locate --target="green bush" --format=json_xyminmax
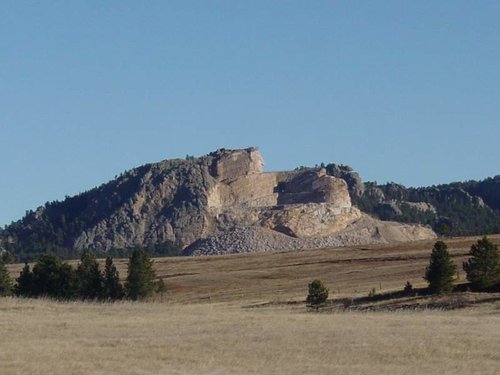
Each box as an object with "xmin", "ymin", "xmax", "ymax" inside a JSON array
[{"xmin": 306, "ymin": 279, "xmax": 329, "ymax": 306}]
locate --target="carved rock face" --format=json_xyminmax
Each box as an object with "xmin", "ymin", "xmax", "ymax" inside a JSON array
[
  {"xmin": 210, "ymin": 148, "xmax": 264, "ymax": 181},
  {"xmin": 18, "ymin": 147, "xmax": 435, "ymax": 254}
]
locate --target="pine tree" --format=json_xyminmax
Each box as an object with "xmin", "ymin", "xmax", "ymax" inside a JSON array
[
  {"xmin": 463, "ymin": 236, "xmax": 500, "ymax": 290},
  {"xmin": 0, "ymin": 260, "xmax": 13, "ymax": 296},
  {"xmin": 15, "ymin": 263, "xmax": 34, "ymax": 297},
  {"xmin": 32, "ymin": 254, "xmax": 77, "ymax": 299},
  {"xmin": 76, "ymin": 250, "xmax": 103, "ymax": 300},
  {"xmin": 424, "ymin": 241, "xmax": 456, "ymax": 294},
  {"xmin": 103, "ymin": 257, "xmax": 124, "ymax": 301},
  {"xmin": 306, "ymin": 279, "xmax": 329, "ymax": 306},
  {"xmin": 125, "ymin": 248, "xmax": 156, "ymax": 300}
]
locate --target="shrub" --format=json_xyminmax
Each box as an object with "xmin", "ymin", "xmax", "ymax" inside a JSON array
[
  {"xmin": 424, "ymin": 241, "xmax": 456, "ymax": 294},
  {"xmin": 306, "ymin": 279, "xmax": 329, "ymax": 306},
  {"xmin": 403, "ymin": 281, "xmax": 414, "ymax": 296},
  {"xmin": 463, "ymin": 236, "xmax": 500, "ymax": 290}
]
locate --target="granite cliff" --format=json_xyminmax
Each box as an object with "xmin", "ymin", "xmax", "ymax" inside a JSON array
[{"xmin": 1, "ymin": 148, "xmax": 436, "ymax": 259}]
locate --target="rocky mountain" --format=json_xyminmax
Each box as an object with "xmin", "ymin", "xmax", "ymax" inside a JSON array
[
  {"xmin": 3, "ymin": 147, "xmax": 496, "ymax": 260},
  {"xmin": 1, "ymin": 148, "xmax": 435, "ymax": 260}
]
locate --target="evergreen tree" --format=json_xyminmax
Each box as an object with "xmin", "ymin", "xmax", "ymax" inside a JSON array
[
  {"xmin": 0, "ymin": 260, "xmax": 13, "ymax": 296},
  {"xmin": 103, "ymin": 256, "xmax": 124, "ymax": 300},
  {"xmin": 32, "ymin": 254, "xmax": 77, "ymax": 299},
  {"xmin": 463, "ymin": 236, "xmax": 500, "ymax": 290},
  {"xmin": 76, "ymin": 250, "xmax": 103, "ymax": 300},
  {"xmin": 424, "ymin": 241, "xmax": 456, "ymax": 294},
  {"xmin": 15, "ymin": 263, "xmax": 34, "ymax": 297},
  {"xmin": 125, "ymin": 248, "xmax": 156, "ymax": 300},
  {"xmin": 306, "ymin": 279, "xmax": 329, "ymax": 306}
]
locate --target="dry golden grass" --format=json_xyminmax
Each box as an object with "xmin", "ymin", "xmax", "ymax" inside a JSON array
[
  {"xmin": 0, "ymin": 298, "xmax": 499, "ymax": 374},
  {"xmin": 3, "ymin": 235, "xmax": 500, "ymax": 374},
  {"xmin": 8, "ymin": 235, "xmax": 500, "ymax": 304}
]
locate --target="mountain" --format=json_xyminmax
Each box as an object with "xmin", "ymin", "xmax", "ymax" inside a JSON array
[
  {"xmin": 2, "ymin": 148, "xmax": 496, "ymax": 260},
  {"xmin": 353, "ymin": 178, "xmax": 500, "ymax": 236}
]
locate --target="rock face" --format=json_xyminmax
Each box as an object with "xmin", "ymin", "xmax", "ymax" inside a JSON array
[{"xmin": 1, "ymin": 147, "xmax": 437, "ymax": 257}]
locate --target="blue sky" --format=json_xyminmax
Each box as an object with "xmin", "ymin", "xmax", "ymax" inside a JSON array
[{"xmin": 1, "ymin": 1, "xmax": 499, "ymax": 226}]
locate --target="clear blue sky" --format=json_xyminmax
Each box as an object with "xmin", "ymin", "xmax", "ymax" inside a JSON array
[{"xmin": 1, "ymin": 1, "xmax": 499, "ymax": 226}]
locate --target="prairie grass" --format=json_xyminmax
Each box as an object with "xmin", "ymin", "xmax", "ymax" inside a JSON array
[
  {"xmin": 3, "ymin": 235, "xmax": 500, "ymax": 373},
  {"xmin": 0, "ymin": 297, "xmax": 499, "ymax": 374}
]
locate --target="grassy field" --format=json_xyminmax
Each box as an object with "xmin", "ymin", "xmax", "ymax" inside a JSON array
[
  {"xmin": 2, "ymin": 235, "xmax": 500, "ymax": 374},
  {"xmin": 1, "ymin": 297, "xmax": 499, "ymax": 374}
]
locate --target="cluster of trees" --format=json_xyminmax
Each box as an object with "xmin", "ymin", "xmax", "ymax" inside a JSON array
[
  {"xmin": 425, "ymin": 237, "xmax": 500, "ymax": 293},
  {"xmin": 0, "ymin": 248, "xmax": 165, "ymax": 301}
]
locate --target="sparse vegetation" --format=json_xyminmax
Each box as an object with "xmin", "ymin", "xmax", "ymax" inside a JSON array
[{"xmin": 424, "ymin": 241, "xmax": 456, "ymax": 294}]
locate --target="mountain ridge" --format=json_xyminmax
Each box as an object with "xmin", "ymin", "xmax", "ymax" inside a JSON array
[{"xmin": 1, "ymin": 148, "xmax": 497, "ymax": 260}]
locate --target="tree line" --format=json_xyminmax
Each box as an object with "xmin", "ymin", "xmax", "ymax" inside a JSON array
[
  {"xmin": 0, "ymin": 248, "xmax": 166, "ymax": 301},
  {"xmin": 306, "ymin": 236, "xmax": 500, "ymax": 306}
]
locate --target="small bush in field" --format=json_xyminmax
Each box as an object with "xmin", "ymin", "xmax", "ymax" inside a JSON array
[
  {"xmin": 306, "ymin": 279, "xmax": 329, "ymax": 306},
  {"xmin": 404, "ymin": 281, "xmax": 414, "ymax": 296}
]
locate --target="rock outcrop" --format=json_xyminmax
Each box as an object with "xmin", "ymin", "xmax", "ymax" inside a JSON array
[{"xmin": 1, "ymin": 147, "xmax": 437, "ymax": 258}]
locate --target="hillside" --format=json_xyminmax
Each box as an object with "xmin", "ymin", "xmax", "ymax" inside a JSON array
[
  {"xmin": 1, "ymin": 147, "xmax": 498, "ymax": 261},
  {"xmin": 353, "ymin": 177, "xmax": 500, "ymax": 236}
]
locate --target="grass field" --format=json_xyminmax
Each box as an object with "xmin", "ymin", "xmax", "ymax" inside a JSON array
[
  {"xmin": 0, "ymin": 298, "xmax": 499, "ymax": 374},
  {"xmin": 2, "ymin": 235, "xmax": 500, "ymax": 374}
]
